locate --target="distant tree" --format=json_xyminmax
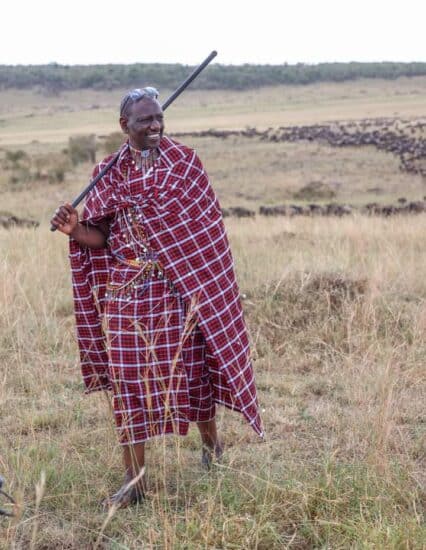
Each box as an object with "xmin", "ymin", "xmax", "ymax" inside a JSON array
[
  {"xmin": 103, "ymin": 132, "xmax": 126, "ymax": 155},
  {"xmin": 68, "ymin": 135, "xmax": 96, "ymax": 165},
  {"xmin": 1, "ymin": 62, "xmax": 426, "ymax": 92}
]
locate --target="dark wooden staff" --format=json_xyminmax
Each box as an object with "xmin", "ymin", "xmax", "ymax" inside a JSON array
[{"xmin": 50, "ymin": 50, "xmax": 217, "ymax": 231}]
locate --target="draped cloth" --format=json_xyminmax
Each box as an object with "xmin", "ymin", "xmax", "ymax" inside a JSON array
[{"xmin": 69, "ymin": 136, "xmax": 263, "ymax": 440}]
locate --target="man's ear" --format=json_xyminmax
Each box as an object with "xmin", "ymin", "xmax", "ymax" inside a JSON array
[{"xmin": 120, "ymin": 116, "xmax": 129, "ymax": 134}]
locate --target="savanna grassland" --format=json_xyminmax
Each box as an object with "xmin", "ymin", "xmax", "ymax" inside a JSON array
[{"xmin": 0, "ymin": 78, "xmax": 425, "ymax": 548}]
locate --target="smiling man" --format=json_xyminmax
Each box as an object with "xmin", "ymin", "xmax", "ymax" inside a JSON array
[{"xmin": 51, "ymin": 87, "xmax": 263, "ymax": 508}]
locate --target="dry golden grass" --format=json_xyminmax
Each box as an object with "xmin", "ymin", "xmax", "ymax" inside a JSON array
[
  {"xmin": 0, "ymin": 216, "xmax": 425, "ymax": 548},
  {"xmin": 0, "ymin": 80, "xmax": 425, "ymax": 548}
]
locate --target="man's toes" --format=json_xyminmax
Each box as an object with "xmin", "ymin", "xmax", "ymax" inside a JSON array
[
  {"xmin": 201, "ymin": 444, "xmax": 223, "ymax": 469},
  {"xmin": 101, "ymin": 484, "xmax": 145, "ymax": 510}
]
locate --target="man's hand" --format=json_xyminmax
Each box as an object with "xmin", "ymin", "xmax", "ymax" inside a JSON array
[
  {"xmin": 50, "ymin": 203, "xmax": 79, "ymax": 235},
  {"xmin": 50, "ymin": 204, "xmax": 109, "ymax": 249}
]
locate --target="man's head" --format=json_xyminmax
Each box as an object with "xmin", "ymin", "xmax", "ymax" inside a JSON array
[{"xmin": 119, "ymin": 87, "xmax": 164, "ymax": 151}]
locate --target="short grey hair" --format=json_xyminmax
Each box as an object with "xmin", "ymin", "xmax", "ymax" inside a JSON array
[{"xmin": 119, "ymin": 86, "xmax": 159, "ymax": 117}]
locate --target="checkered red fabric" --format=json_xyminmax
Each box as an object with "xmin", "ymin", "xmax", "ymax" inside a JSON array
[
  {"xmin": 69, "ymin": 137, "xmax": 263, "ymax": 442},
  {"xmin": 107, "ymin": 277, "xmax": 216, "ymax": 444}
]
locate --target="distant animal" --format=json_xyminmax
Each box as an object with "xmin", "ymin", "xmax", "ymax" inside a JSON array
[
  {"xmin": 0, "ymin": 214, "xmax": 39, "ymax": 229},
  {"xmin": 228, "ymin": 206, "xmax": 256, "ymax": 218}
]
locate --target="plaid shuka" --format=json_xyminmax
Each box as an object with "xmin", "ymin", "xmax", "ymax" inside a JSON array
[{"xmin": 69, "ymin": 136, "xmax": 263, "ymax": 442}]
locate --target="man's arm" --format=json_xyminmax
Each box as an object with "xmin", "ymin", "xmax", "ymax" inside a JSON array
[{"xmin": 50, "ymin": 203, "xmax": 109, "ymax": 249}]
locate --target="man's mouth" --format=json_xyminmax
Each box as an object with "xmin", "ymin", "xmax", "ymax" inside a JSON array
[{"xmin": 147, "ymin": 133, "xmax": 161, "ymax": 140}]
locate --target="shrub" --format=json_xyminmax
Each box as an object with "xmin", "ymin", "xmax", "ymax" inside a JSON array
[
  {"xmin": 293, "ymin": 181, "xmax": 337, "ymax": 200},
  {"xmin": 4, "ymin": 150, "xmax": 30, "ymax": 171},
  {"xmin": 8, "ymin": 167, "xmax": 31, "ymax": 185},
  {"xmin": 68, "ymin": 134, "xmax": 96, "ymax": 165},
  {"xmin": 5, "ymin": 150, "xmax": 28, "ymax": 164},
  {"xmin": 34, "ymin": 153, "xmax": 72, "ymax": 184},
  {"xmin": 103, "ymin": 132, "xmax": 125, "ymax": 155}
]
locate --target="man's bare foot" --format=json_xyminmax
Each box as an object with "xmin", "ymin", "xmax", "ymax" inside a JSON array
[
  {"xmin": 101, "ymin": 476, "xmax": 145, "ymax": 510},
  {"xmin": 201, "ymin": 443, "xmax": 224, "ymax": 470}
]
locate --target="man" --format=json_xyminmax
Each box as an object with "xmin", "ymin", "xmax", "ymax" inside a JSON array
[{"xmin": 51, "ymin": 87, "xmax": 263, "ymax": 508}]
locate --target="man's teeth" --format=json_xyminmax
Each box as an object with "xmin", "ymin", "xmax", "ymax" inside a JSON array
[{"xmin": 149, "ymin": 133, "xmax": 160, "ymax": 138}]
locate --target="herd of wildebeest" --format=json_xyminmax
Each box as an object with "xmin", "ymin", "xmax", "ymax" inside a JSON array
[
  {"xmin": 221, "ymin": 198, "xmax": 426, "ymax": 219},
  {"xmin": 174, "ymin": 116, "xmax": 426, "ymax": 219},
  {"xmin": 1, "ymin": 117, "xmax": 425, "ymax": 228},
  {"xmin": 1, "ymin": 196, "xmax": 425, "ymax": 229},
  {"xmin": 174, "ymin": 116, "xmax": 426, "ymax": 177}
]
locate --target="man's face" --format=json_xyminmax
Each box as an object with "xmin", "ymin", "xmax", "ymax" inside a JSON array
[{"xmin": 120, "ymin": 97, "xmax": 164, "ymax": 150}]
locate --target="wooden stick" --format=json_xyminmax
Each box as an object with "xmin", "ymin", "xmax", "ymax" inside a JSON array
[{"xmin": 50, "ymin": 51, "xmax": 217, "ymax": 231}]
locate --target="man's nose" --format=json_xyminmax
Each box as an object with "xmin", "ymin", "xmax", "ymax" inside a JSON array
[{"xmin": 150, "ymin": 118, "xmax": 161, "ymax": 130}]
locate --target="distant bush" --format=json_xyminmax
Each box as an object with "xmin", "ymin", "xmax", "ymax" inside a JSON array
[
  {"xmin": 48, "ymin": 167, "xmax": 65, "ymax": 183},
  {"xmin": 47, "ymin": 154, "xmax": 72, "ymax": 183},
  {"xmin": 68, "ymin": 135, "xmax": 96, "ymax": 165},
  {"xmin": 8, "ymin": 167, "xmax": 31, "ymax": 185},
  {"xmin": 247, "ymin": 272, "xmax": 368, "ymax": 358},
  {"xmin": 103, "ymin": 132, "xmax": 125, "ymax": 155},
  {"xmin": 5, "ymin": 150, "xmax": 29, "ymax": 164},
  {"xmin": 3, "ymin": 150, "xmax": 31, "ymax": 183},
  {"xmin": 33, "ymin": 152, "xmax": 72, "ymax": 184},
  {"xmin": 293, "ymin": 181, "xmax": 337, "ymax": 200},
  {"xmin": 2, "ymin": 150, "xmax": 72, "ymax": 186},
  {"xmin": 1, "ymin": 62, "xmax": 426, "ymax": 92}
]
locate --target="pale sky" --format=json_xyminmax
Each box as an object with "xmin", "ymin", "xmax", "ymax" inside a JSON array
[{"xmin": 1, "ymin": 0, "xmax": 425, "ymax": 66}]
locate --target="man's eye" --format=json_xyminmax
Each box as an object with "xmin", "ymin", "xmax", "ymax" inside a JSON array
[{"xmin": 135, "ymin": 116, "xmax": 162, "ymax": 123}]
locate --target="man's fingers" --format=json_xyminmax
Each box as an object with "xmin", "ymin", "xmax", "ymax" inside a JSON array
[
  {"xmin": 63, "ymin": 203, "xmax": 76, "ymax": 215},
  {"xmin": 51, "ymin": 208, "xmax": 69, "ymax": 224},
  {"xmin": 50, "ymin": 203, "xmax": 78, "ymax": 234},
  {"xmin": 56, "ymin": 205, "xmax": 74, "ymax": 221},
  {"xmin": 55, "ymin": 211, "xmax": 69, "ymax": 224},
  {"xmin": 52, "ymin": 217, "xmax": 64, "ymax": 228}
]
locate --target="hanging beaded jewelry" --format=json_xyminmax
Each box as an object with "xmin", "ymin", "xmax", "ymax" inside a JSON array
[
  {"xmin": 105, "ymin": 206, "xmax": 177, "ymax": 301},
  {"xmin": 104, "ymin": 144, "xmax": 178, "ymax": 301},
  {"xmin": 128, "ymin": 143, "xmax": 159, "ymax": 173}
]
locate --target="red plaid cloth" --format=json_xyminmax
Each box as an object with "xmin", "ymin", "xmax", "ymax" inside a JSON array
[
  {"xmin": 107, "ymin": 276, "xmax": 216, "ymax": 444},
  {"xmin": 69, "ymin": 137, "xmax": 263, "ymax": 442}
]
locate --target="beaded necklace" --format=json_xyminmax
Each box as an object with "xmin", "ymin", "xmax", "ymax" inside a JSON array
[
  {"xmin": 104, "ymin": 142, "xmax": 179, "ymax": 301},
  {"xmin": 128, "ymin": 143, "xmax": 159, "ymax": 173},
  {"xmin": 106, "ymin": 206, "xmax": 167, "ymax": 300}
]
